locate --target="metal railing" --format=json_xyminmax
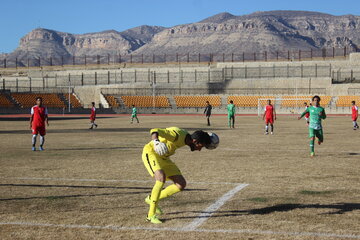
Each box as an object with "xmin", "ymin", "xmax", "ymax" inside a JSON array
[
  {"xmin": 0, "ymin": 47, "xmax": 355, "ymax": 69},
  {"xmin": 348, "ymin": 88, "xmax": 360, "ymax": 95},
  {"xmin": 0, "ymin": 64, "xmax": 336, "ymax": 93},
  {"xmin": 332, "ymin": 70, "xmax": 360, "ymax": 83},
  {"xmin": 224, "ymin": 65, "xmax": 332, "ymax": 79},
  {"xmin": 101, "ymin": 88, "xmax": 327, "ymax": 96}
]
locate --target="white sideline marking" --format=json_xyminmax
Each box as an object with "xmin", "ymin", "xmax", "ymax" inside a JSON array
[
  {"xmin": 0, "ymin": 177, "xmax": 239, "ymax": 185},
  {"xmin": 182, "ymin": 183, "xmax": 249, "ymax": 231},
  {"xmin": 0, "ymin": 222, "xmax": 359, "ymax": 239}
]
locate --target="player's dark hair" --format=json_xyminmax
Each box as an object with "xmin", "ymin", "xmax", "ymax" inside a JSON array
[
  {"xmin": 230, "ymin": 100, "xmax": 233, "ymax": 104},
  {"xmin": 352, "ymin": 101, "xmax": 355, "ymax": 104},
  {"xmin": 312, "ymin": 95, "xmax": 321, "ymax": 101},
  {"xmin": 92, "ymin": 102, "xmax": 95, "ymax": 105},
  {"xmin": 191, "ymin": 130, "xmax": 211, "ymax": 145},
  {"xmin": 206, "ymin": 101, "xmax": 209, "ymax": 104},
  {"xmin": 36, "ymin": 97, "xmax": 42, "ymax": 101}
]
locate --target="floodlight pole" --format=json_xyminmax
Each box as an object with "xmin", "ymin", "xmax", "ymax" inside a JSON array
[
  {"xmin": 152, "ymin": 71, "xmax": 156, "ymax": 114},
  {"xmin": 68, "ymin": 73, "xmax": 71, "ymax": 113}
]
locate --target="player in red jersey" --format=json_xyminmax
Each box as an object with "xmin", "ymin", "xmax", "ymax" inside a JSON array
[
  {"xmin": 30, "ymin": 97, "xmax": 49, "ymax": 151},
  {"xmin": 262, "ymin": 99, "xmax": 276, "ymax": 135},
  {"xmin": 89, "ymin": 102, "xmax": 98, "ymax": 129},
  {"xmin": 351, "ymin": 101, "xmax": 359, "ymax": 130},
  {"xmin": 304, "ymin": 102, "xmax": 310, "ymax": 126}
]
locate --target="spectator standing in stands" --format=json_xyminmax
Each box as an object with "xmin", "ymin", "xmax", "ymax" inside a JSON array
[{"xmin": 204, "ymin": 101, "xmax": 212, "ymax": 126}]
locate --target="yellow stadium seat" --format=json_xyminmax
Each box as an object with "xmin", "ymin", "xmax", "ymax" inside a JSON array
[
  {"xmin": 63, "ymin": 94, "xmax": 82, "ymax": 108},
  {"xmin": 121, "ymin": 96, "xmax": 170, "ymax": 108},
  {"xmin": 105, "ymin": 95, "xmax": 120, "ymax": 107},
  {"xmin": 227, "ymin": 96, "xmax": 275, "ymax": 107},
  {"xmin": 0, "ymin": 94, "xmax": 14, "ymax": 107},
  {"xmin": 336, "ymin": 96, "xmax": 360, "ymax": 107},
  {"xmin": 12, "ymin": 93, "xmax": 66, "ymax": 108},
  {"xmin": 174, "ymin": 96, "xmax": 221, "ymax": 107}
]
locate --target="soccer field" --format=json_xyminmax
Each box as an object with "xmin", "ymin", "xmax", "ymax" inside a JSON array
[{"xmin": 0, "ymin": 115, "xmax": 359, "ymax": 239}]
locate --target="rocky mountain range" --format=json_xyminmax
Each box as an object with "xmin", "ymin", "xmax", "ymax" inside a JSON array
[{"xmin": 4, "ymin": 10, "xmax": 360, "ymax": 65}]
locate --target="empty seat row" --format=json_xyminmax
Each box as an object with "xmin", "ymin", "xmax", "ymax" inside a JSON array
[
  {"xmin": 228, "ymin": 96, "xmax": 332, "ymax": 108},
  {"xmin": 336, "ymin": 96, "xmax": 360, "ymax": 107},
  {"xmin": 2, "ymin": 94, "xmax": 359, "ymax": 109},
  {"xmin": 12, "ymin": 93, "xmax": 66, "ymax": 108},
  {"xmin": 63, "ymin": 94, "xmax": 82, "ymax": 108},
  {"xmin": 227, "ymin": 96, "xmax": 275, "ymax": 107},
  {"xmin": 121, "ymin": 96, "xmax": 170, "ymax": 107},
  {"xmin": 106, "ymin": 95, "xmax": 338, "ymax": 108},
  {"xmin": 0, "ymin": 94, "xmax": 15, "ymax": 107},
  {"xmin": 174, "ymin": 96, "xmax": 221, "ymax": 107},
  {"xmin": 104, "ymin": 95, "xmax": 120, "ymax": 107}
]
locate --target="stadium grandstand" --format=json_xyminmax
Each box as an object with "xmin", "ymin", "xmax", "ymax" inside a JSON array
[{"xmin": 1, "ymin": 52, "xmax": 360, "ymax": 114}]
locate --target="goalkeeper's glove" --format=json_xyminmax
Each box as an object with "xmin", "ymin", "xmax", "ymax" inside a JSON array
[{"xmin": 153, "ymin": 139, "xmax": 168, "ymax": 156}]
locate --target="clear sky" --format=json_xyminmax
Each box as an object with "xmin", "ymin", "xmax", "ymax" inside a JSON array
[{"xmin": 1, "ymin": 0, "xmax": 359, "ymax": 53}]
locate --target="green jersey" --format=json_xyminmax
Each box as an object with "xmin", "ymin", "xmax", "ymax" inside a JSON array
[
  {"xmin": 132, "ymin": 107, "xmax": 137, "ymax": 115},
  {"xmin": 227, "ymin": 103, "xmax": 235, "ymax": 115},
  {"xmin": 301, "ymin": 106, "xmax": 326, "ymax": 130}
]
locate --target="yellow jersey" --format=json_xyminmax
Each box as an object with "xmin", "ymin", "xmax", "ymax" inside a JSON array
[{"xmin": 147, "ymin": 127, "xmax": 189, "ymax": 157}]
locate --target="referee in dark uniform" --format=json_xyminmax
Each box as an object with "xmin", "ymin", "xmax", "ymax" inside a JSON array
[{"xmin": 204, "ymin": 101, "xmax": 212, "ymax": 126}]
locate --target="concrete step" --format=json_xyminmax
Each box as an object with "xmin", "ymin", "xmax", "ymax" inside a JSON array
[
  {"xmin": 5, "ymin": 92, "xmax": 21, "ymax": 108},
  {"xmin": 168, "ymin": 96, "xmax": 176, "ymax": 108}
]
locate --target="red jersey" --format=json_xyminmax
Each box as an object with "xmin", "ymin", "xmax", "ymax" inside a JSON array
[
  {"xmin": 305, "ymin": 106, "xmax": 310, "ymax": 118},
  {"xmin": 90, "ymin": 106, "xmax": 96, "ymax": 120},
  {"xmin": 265, "ymin": 105, "xmax": 274, "ymax": 118},
  {"xmin": 352, "ymin": 105, "xmax": 358, "ymax": 120},
  {"xmin": 31, "ymin": 105, "xmax": 48, "ymax": 127}
]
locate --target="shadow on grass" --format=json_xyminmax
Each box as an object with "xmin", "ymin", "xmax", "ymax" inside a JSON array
[
  {"xmin": 51, "ymin": 146, "xmax": 141, "ymax": 151},
  {"xmin": 0, "ymin": 183, "xmax": 151, "ymax": 190},
  {"xmin": 0, "ymin": 127, "xmax": 225, "ymax": 135},
  {"xmin": 0, "ymin": 191, "xmax": 149, "ymax": 201},
  {"xmin": 165, "ymin": 203, "xmax": 360, "ymax": 220},
  {"xmin": 348, "ymin": 152, "xmax": 360, "ymax": 156},
  {"xmin": 0, "ymin": 183, "xmax": 207, "ymax": 201}
]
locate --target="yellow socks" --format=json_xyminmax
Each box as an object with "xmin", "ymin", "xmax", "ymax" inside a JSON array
[
  {"xmin": 159, "ymin": 184, "xmax": 181, "ymax": 200},
  {"xmin": 148, "ymin": 181, "xmax": 164, "ymax": 218}
]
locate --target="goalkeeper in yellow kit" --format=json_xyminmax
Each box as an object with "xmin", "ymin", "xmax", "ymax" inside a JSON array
[{"xmin": 142, "ymin": 127, "xmax": 218, "ymax": 224}]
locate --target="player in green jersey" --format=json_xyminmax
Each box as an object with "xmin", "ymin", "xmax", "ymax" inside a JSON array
[
  {"xmin": 131, "ymin": 104, "xmax": 139, "ymax": 124},
  {"xmin": 298, "ymin": 95, "xmax": 326, "ymax": 157},
  {"xmin": 227, "ymin": 100, "xmax": 236, "ymax": 128}
]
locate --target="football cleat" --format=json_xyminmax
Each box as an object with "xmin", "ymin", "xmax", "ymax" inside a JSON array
[
  {"xmin": 32, "ymin": 147, "xmax": 36, "ymax": 151},
  {"xmin": 146, "ymin": 215, "xmax": 162, "ymax": 224},
  {"xmin": 39, "ymin": 146, "xmax": 44, "ymax": 151},
  {"xmin": 310, "ymin": 152, "xmax": 315, "ymax": 157},
  {"xmin": 145, "ymin": 196, "xmax": 163, "ymax": 215}
]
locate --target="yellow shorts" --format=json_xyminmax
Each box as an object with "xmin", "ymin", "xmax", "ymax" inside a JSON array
[{"xmin": 142, "ymin": 145, "xmax": 181, "ymax": 179}]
